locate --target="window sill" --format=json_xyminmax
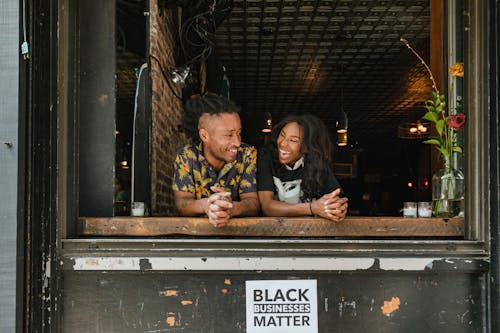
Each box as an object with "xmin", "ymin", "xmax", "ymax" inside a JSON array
[{"xmin": 78, "ymin": 216, "xmax": 464, "ymax": 237}]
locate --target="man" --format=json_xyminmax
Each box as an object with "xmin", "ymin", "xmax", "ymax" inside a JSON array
[{"xmin": 172, "ymin": 95, "xmax": 260, "ymax": 227}]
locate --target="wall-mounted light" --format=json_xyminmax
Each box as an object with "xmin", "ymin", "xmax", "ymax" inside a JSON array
[
  {"xmin": 171, "ymin": 66, "xmax": 190, "ymax": 86},
  {"xmin": 261, "ymin": 112, "xmax": 272, "ymax": 133}
]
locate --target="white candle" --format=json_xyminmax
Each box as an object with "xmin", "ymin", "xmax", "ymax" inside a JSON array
[{"xmin": 403, "ymin": 202, "xmax": 417, "ymax": 218}]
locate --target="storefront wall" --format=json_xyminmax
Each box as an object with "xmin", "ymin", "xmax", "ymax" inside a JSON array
[
  {"xmin": 59, "ymin": 259, "xmax": 489, "ymax": 332},
  {"xmin": 0, "ymin": 0, "xmax": 20, "ymax": 332},
  {"xmin": 14, "ymin": 0, "xmax": 500, "ymax": 332}
]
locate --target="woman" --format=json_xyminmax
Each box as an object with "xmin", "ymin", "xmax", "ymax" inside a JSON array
[{"xmin": 257, "ymin": 114, "xmax": 348, "ymax": 222}]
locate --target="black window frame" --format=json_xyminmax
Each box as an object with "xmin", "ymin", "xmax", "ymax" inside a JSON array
[{"xmin": 56, "ymin": 0, "xmax": 491, "ymax": 259}]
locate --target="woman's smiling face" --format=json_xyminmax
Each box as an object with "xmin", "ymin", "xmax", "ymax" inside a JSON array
[{"xmin": 276, "ymin": 121, "xmax": 303, "ymax": 166}]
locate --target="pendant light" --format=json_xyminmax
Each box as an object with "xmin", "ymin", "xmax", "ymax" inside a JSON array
[
  {"xmin": 261, "ymin": 112, "xmax": 273, "ymax": 133},
  {"xmin": 336, "ymin": 64, "xmax": 348, "ymax": 146}
]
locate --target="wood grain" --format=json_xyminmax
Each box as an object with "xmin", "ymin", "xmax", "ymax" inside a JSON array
[{"xmin": 78, "ymin": 216, "xmax": 464, "ymax": 237}]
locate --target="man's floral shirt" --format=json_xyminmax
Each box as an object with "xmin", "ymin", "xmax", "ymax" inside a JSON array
[{"xmin": 172, "ymin": 142, "xmax": 257, "ymax": 200}]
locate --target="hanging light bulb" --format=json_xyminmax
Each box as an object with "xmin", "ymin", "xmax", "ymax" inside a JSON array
[
  {"xmin": 261, "ymin": 112, "xmax": 273, "ymax": 133},
  {"xmin": 417, "ymin": 121, "xmax": 427, "ymax": 133},
  {"xmin": 336, "ymin": 64, "xmax": 348, "ymax": 146},
  {"xmin": 336, "ymin": 104, "xmax": 348, "ymax": 146},
  {"xmin": 337, "ymin": 131, "xmax": 348, "ymax": 146},
  {"xmin": 336, "ymin": 108, "xmax": 348, "ymax": 134}
]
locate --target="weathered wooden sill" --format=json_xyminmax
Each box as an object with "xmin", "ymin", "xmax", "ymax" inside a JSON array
[{"xmin": 78, "ymin": 216, "xmax": 464, "ymax": 237}]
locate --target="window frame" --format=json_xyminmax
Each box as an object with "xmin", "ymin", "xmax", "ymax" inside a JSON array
[{"xmin": 58, "ymin": 0, "xmax": 491, "ymax": 259}]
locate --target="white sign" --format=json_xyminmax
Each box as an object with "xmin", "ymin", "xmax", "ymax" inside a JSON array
[{"xmin": 246, "ymin": 279, "xmax": 318, "ymax": 333}]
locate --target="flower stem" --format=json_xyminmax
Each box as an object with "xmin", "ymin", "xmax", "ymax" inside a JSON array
[{"xmin": 400, "ymin": 38, "xmax": 439, "ymax": 95}]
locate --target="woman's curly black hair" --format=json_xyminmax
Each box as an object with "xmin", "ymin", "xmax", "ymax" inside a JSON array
[{"xmin": 267, "ymin": 113, "xmax": 335, "ymax": 201}]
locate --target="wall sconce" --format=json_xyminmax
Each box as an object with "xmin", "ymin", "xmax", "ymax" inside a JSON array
[
  {"xmin": 261, "ymin": 112, "xmax": 272, "ymax": 133},
  {"xmin": 171, "ymin": 66, "xmax": 190, "ymax": 86}
]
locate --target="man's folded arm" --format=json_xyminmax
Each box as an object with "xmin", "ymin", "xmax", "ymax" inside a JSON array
[{"xmin": 174, "ymin": 190, "xmax": 208, "ymax": 216}]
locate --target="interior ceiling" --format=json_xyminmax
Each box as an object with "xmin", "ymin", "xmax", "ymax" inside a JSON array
[{"xmin": 213, "ymin": 0, "xmax": 432, "ymax": 151}]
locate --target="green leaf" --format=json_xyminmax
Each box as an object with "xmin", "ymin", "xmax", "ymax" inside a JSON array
[
  {"xmin": 425, "ymin": 105, "xmax": 435, "ymax": 112},
  {"xmin": 436, "ymin": 119, "xmax": 445, "ymax": 135},
  {"xmin": 422, "ymin": 112, "xmax": 438, "ymax": 122},
  {"xmin": 423, "ymin": 139, "xmax": 440, "ymax": 145},
  {"xmin": 425, "ymin": 99, "xmax": 435, "ymax": 107},
  {"xmin": 453, "ymin": 146, "xmax": 463, "ymax": 153},
  {"xmin": 437, "ymin": 147, "xmax": 449, "ymax": 156}
]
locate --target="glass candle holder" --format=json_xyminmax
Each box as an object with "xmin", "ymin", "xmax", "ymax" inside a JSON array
[
  {"xmin": 403, "ymin": 202, "xmax": 417, "ymax": 218},
  {"xmin": 131, "ymin": 202, "xmax": 145, "ymax": 216},
  {"xmin": 418, "ymin": 202, "xmax": 432, "ymax": 218}
]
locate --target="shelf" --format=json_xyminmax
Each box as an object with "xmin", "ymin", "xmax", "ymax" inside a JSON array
[{"xmin": 78, "ymin": 216, "xmax": 464, "ymax": 238}]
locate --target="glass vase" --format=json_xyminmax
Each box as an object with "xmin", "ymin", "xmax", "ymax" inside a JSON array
[{"xmin": 431, "ymin": 160, "xmax": 464, "ymax": 218}]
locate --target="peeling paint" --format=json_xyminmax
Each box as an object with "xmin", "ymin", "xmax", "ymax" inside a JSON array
[
  {"xmin": 68, "ymin": 257, "xmax": 464, "ymax": 271},
  {"xmin": 338, "ymin": 297, "xmax": 357, "ymax": 318},
  {"xmin": 221, "ymin": 288, "xmax": 229, "ymax": 294},
  {"xmin": 85, "ymin": 258, "xmax": 100, "ymax": 266},
  {"xmin": 381, "ymin": 297, "xmax": 400, "ymax": 316},
  {"xmin": 224, "ymin": 278, "xmax": 231, "ymax": 285},
  {"xmin": 165, "ymin": 312, "xmax": 176, "ymax": 326},
  {"xmin": 139, "ymin": 258, "xmax": 152, "ymax": 270},
  {"xmin": 163, "ymin": 290, "xmax": 178, "ymax": 297},
  {"xmin": 181, "ymin": 300, "xmax": 193, "ymax": 305},
  {"xmin": 378, "ymin": 258, "xmax": 436, "ymax": 271},
  {"xmin": 45, "ymin": 257, "xmax": 51, "ymax": 278}
]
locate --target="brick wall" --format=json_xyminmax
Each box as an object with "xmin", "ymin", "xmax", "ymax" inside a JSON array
[{"xmin": 150, "ymin": 2, "xmax": 188, "ymax": 215}]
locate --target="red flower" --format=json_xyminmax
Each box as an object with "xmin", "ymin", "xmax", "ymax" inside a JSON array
[{"xmin": 447, "ymin": 114, "xmax": 466, "ymax": 130}]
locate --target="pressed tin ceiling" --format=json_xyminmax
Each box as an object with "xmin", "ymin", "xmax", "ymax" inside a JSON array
[
  {"xmin": 213, "ymin": 0, "xmax": 432, "ymax": 151},
  {"xmin": 116, "ymin": 0, "xmax": 433, "ymax": 151}
]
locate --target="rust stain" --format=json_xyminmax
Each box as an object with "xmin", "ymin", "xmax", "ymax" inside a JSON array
[
  {"xmin": 181, "ymin": 300, "xmax": 193, "ymax": 305},
  {"xmin": 164, "ymin": 289, "xmax": 178, "ymax": 297},
  {"xmin": 221, "ymin": 288, "xmax": 229, "ymax": 294},
  {"xmin": 224, "ymin": 278, "xmax": 231, "ymax": 285},
  {"xmin": 381, "ymin": 297, "xmax": 401, "ymax": 315},
  {"xmin": 166, "ymin": 312, "xmax": 176, "ymax": 326}
]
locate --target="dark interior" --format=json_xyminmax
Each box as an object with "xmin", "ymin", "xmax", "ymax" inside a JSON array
[{"xmin": 116, "ymin": 0, "xmax": 436, "ymax": 216}]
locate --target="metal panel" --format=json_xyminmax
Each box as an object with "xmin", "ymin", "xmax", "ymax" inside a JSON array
[
  {"xmin": 78, "ymin": 0, "xmax": 116, "ymax": 216},
  {"xmin": 0, "ymin": 0, "xmax": 19, "ymax": 331},
  {"xmin": 61, "ymin": 267, "xmax": 488, "ymax": 332}
]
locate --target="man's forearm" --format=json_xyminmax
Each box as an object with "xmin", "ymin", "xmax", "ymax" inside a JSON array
[
  {"xmin": 175, "ymin": 197, "xmax": 208, "ymax": 216},
  {"xmin": 232, "ymin": 197, "xmax": 260, "ymax": 217}
]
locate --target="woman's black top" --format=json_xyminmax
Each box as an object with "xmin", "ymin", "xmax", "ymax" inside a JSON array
[{"xmin": 257, "ymin": 148, "xmax": 341, "ymax": 203}]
